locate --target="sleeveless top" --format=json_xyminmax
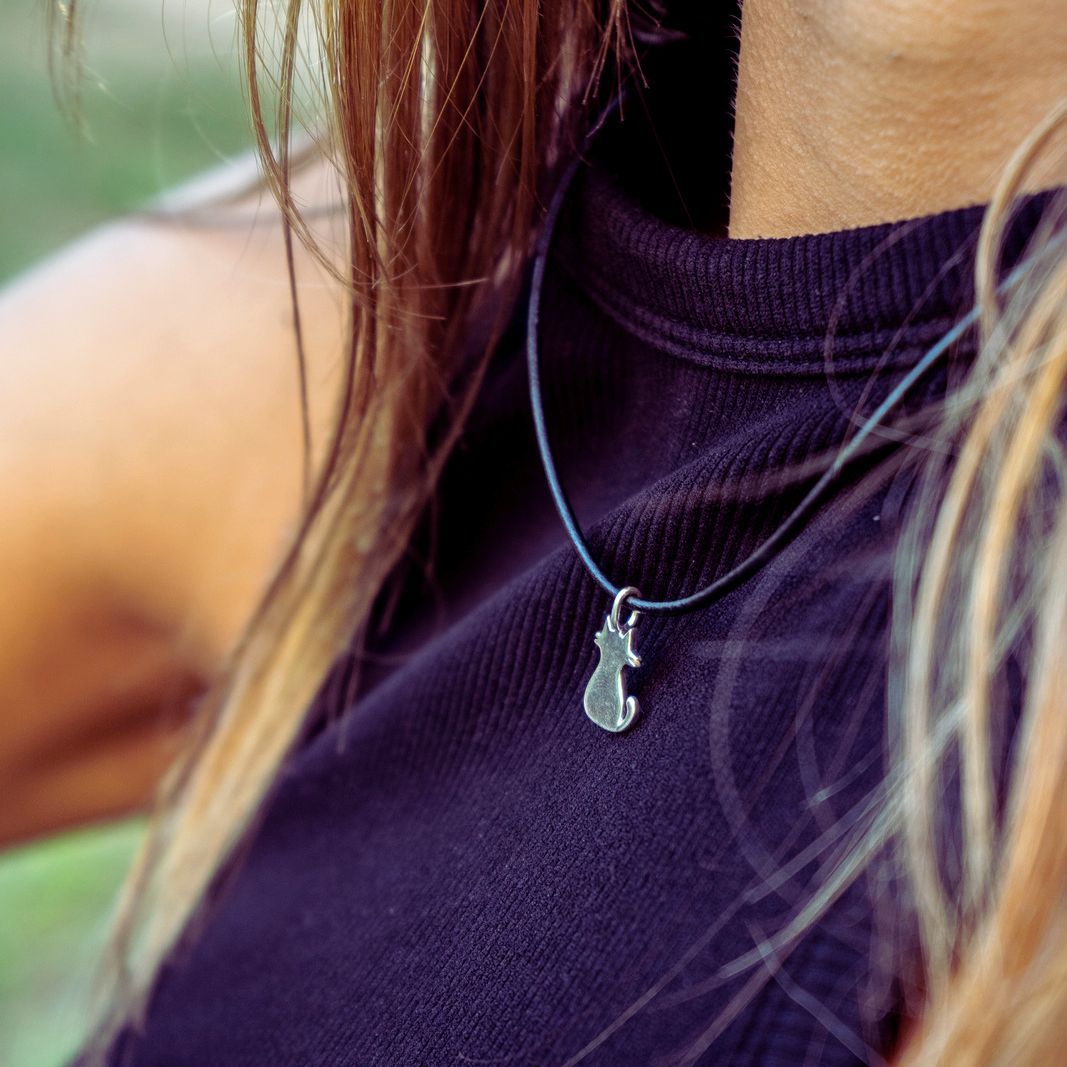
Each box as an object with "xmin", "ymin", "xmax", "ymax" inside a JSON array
[{"xmin": 101, "ymin": 25, "xmax": 1064, "ymax": 1067}]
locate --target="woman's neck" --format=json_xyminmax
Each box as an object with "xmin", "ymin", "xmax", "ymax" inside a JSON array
[{"xmin": 728, "ymin": 0, "xmax": 1067, "ymax": 238}]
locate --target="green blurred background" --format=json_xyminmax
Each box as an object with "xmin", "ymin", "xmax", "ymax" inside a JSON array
[{"xmin": 1, "ymin": 1, "xmax": 260, "ymax": 1063}]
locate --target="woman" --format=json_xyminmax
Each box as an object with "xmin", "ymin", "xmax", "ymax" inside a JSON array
[{"xmin": 3, "ymin": 0, "xmax": 1067, "ymax": 1062}]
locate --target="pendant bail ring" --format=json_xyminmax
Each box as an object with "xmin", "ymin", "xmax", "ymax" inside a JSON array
[{"xmin": 611, "ymin": 585, "xmax": 642, "ymax": 633}]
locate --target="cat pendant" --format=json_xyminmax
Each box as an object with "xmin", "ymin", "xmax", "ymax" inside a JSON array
[{"xmin": 583, "ymin": 585, "xmax": 643, "ymax": 733}]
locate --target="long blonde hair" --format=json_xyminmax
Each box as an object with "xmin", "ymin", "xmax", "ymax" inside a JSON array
[{"xmin": 49, "ymin": 1, "xmax": 1067, "ymax": 1063}]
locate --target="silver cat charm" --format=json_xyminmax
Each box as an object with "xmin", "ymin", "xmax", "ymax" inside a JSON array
[{"xmin": 583, "ymin": 586, "xmax": 643, "ymax": 733}]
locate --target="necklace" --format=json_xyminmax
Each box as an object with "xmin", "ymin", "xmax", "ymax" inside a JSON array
[{"xmin": 525, "ymin": 90, "xmax": 1033, "ymax": 734}]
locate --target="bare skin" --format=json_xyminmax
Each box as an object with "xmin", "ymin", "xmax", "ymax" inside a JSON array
[
  {"xmin": 730, "ymin": 0, "xmax": 1067, "ymax": 237},
  {"xmin": 0, "ymin": 160, "xmax": 347, "ymax": 844},
  {"xmin": 1, "ymin": 0, "xmax": 1065, "ymax": 844}
]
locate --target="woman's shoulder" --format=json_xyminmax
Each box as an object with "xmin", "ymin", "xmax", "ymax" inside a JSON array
[{"xmin": 0, "ymin": 148, "xmax": 347, "ymax": 841}]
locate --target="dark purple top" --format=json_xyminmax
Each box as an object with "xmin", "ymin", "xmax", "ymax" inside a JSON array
[{"xmin": 100, "ymin": 24, "xmax": 1063, "ymax": 1067}]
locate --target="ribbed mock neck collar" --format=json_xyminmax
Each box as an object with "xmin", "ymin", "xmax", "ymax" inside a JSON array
[{"xmin": 556, "ymin": 147, "xmax": 1065, "ymax": 375}]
